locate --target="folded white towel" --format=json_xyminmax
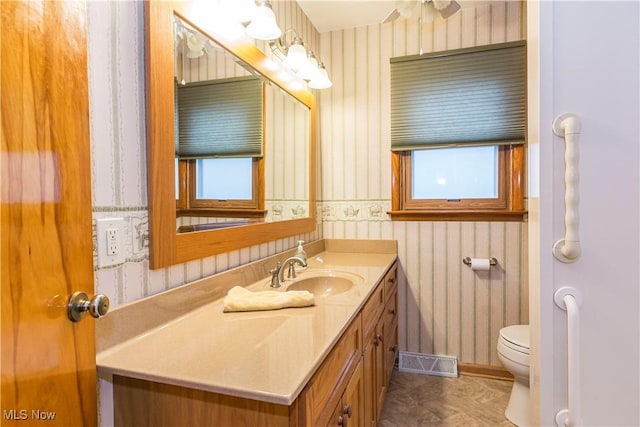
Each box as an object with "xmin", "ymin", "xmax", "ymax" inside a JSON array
[{"xmin": 223, "ymin": 286, "xmax": 315, "ymax": 313}]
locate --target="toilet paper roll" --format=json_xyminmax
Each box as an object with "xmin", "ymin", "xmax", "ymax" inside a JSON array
[{"xmin": 469, "ymin": 258, "xmax": 491, "ymax": 271}]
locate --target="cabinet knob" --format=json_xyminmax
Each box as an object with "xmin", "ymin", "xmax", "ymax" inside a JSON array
[
  {"xmin": 388, "ymin": 308, "xmax": 396, "ymax": 315},
  {"xmin": 388, "ymin": 276, "xmax": 395, "ymax": 283},
  {"xmin": 343, "ymin": 404, "xmax": 352, "ymax": 418},
  {"xmin": 389, "ymin": 345, "xmax": 398, "ymax": 353},
  {"xmin": 337, "ymin": 415, "xmax": 347, "ymax": 427}
]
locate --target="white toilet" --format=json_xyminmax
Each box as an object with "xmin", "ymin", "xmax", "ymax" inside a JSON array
[{"xmin": 497, "ymin": 325, "xmax": 531, "ymax": 426}]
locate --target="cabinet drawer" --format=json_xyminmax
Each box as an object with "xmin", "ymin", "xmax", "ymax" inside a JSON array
[
  {"xmin": 383, "ymin": 263, "xmax": 398, "ymax": 302},
  {"xmin": 361, "ymin": 284, "xmax": 383, "ymax": 339},
  {"xmin": 382, "ymin": 289, "xmax": 397, "ymax": 333},
  {"xmin": 300, "ymin": 315, "xmax": 362, "ymax": 427}
]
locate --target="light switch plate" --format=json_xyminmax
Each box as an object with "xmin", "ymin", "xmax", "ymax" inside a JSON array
[{"xmin": 96, "ymin": 218, "xmax": 126, "ymax": 268}]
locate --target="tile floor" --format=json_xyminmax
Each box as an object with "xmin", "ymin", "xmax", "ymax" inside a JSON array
[{"xmin": 379, "ymin": 370, "xmax": 515, "ymax": 426}]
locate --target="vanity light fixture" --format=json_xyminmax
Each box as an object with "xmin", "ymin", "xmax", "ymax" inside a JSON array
[
  {"xmin": 296, "ymin": 51, "xmax": 319, "ymax": 81},
  {"xmin": 308, "ymin": 62, "xmax": 332, "ymax": 90},
  {"xmin": 270, "ymin": 28, "xmax": 333, "ymax": 90},
  {"xmin": 232, "ymin": 0, "xmax": 258, "ymax": 24},
  {"xmin": 245, "ymin": 0, "xmax": 282, "ymax": 41},
  {"xmin": 283, "ymin": 36, "xmax": 307, "ymax": 71}
]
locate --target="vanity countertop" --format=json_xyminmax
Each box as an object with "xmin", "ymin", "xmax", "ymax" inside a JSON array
[{"xmin": 96, "ymin": 248, "xmax": 397, "ymax": 405}]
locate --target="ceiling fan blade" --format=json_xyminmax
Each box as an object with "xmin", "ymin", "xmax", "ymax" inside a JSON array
[
  {"xmin": 383, "ymin": 8, "xmax": 401, "ymax": 23},
  {"xmin": 438, "ymin": 0, "xmax": 461, "ymax": 19}
]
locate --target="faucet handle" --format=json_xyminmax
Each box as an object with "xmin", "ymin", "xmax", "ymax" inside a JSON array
[
  {"xmin": 287, "ymin": 261, "xmax": 297, "ymax": 279},
  {"xmin": 269, "ymin": 262, "xmax": 281, "ymax": 276}
]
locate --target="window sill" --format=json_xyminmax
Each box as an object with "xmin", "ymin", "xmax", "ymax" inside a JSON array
[
  {"xmin": 177, "ymin": 208, "xmax": 267, "ymax": 219},
  {"xmin": 387, "ymin": 210, "xmax": 527, "ymax": 222}
]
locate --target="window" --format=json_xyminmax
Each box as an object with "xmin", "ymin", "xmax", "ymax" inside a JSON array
[
  {"xmin": 176, "ymin": 157, "xmax": 264, "ymax": 217},
  {"xmin": 175, "ymin": 76, "xmax": 266, "ymax": 218},
  {"xmin": 389, "ymin": 41, "xmax": 526, "ymax": 221}
]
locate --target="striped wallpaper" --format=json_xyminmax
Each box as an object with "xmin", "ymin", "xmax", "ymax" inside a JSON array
[
  {"xmin": 316, "ymin": 1, "xmax": 528, "ymax": 366},
  {"xmin": 88, "ymin": 0, "xmax": 527, "ymax": 369},
  {"xmin": 87, "ymin": 0, "xmax": 320, "ymax": 308}
]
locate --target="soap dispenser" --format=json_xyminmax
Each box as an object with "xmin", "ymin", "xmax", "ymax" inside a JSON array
[{"xmin": 295, "ymin": 240, "xmax": 307, "ymax": 265}]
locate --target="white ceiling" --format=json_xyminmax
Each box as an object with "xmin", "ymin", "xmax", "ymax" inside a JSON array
[
  {"xmin": 296, "ymin": 0, "xmax": 398, "ymax": 32},
  {"xmin": 295, "ymin": 0, "xmax": 496, "ymax": 33}
]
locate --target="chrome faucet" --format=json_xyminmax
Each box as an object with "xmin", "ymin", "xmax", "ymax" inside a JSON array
[
  {"xmin": 269, "ymin": 256, "xmax": 308, "ymax": 288},
  {"xmin": 280, "ymin": 256, "xmax": 307, "ymax": 282}
]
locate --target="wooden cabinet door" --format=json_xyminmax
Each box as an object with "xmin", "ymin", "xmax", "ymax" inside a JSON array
[
  {"xmin": 341, "ymin": 361, "xmax": 364, "ymax": 427},
  {"xmin": 383, "ymin": 289, "xmax": 399, "ymax": 385},
  {"xmin": 324, "ymin": 362, "xmax": 364, "ymax": 427},
  {"xmin": 1, "ymin": 1, "xmax": 97, "ymax": 425},
  {"xmin": 362, "ymin": 338, "xmax": 376, "ymax": 427},
  {"xmin": 374, "ymin": 320, "xmax": 386, "ymax": 421}
]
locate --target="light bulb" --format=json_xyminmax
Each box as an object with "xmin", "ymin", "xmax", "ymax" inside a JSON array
[
  {"xmin": 297, "ymin": 52, "xmax": 319, "ymax": 81},
  {"xmin": 309, "ymin": 63, "xmax": 332, "ymax": 90},
  {"xmin": 422, "ymin": 2, "xmax": 439, "ymax": 23},
  {"xmin": 245, "ymin": 1, "xmax": 282, "ymax": 41},
  {"xmin": 284, "ymin": 38, "xmax": 308, "ymax": 72}
]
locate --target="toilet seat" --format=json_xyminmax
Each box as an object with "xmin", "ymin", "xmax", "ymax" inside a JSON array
[{"xmin": 499, "ymin": 325, "xmax": 530, "ymax": 355}]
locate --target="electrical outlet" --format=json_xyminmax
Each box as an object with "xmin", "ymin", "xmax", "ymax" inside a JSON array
[
  {"xmin": 106, "ymin": 228, "xmax": 119, "ymax": 255},
  {"xmin": 96, "ymin": 218, "xmax": 126, "ymax": 268}
]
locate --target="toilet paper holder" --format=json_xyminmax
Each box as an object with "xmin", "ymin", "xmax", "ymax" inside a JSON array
[{"xmin": 462, "ymin": 257, "xmax": 498, "ymax": 267}]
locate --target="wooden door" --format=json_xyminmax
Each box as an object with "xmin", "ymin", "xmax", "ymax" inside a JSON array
[{"xmin": 1, "ymin": 1, "xmax": 97, "ymax": 426}]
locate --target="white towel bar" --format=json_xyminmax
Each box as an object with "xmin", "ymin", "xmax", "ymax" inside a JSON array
[
  {"xmin": 552, "ymin": 113, "xmax": 582, "ymax": 263},
  {"xmin": 554, "ymin": 287, "xmax": 583, "ymax": 427}
]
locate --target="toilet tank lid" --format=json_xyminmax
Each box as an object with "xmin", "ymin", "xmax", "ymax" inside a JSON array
[{"xmin": 500, "ymin": 325, "xmax": 529, "ymax": 349}]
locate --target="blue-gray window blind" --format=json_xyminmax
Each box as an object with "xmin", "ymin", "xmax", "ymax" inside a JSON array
[
  {"xmin": 390, "ymin": 41, "xmax": 526, "ymax": 151},
  {"xmin": 176, "ymin": 76, "xmax": 263, "ymax": 158}
]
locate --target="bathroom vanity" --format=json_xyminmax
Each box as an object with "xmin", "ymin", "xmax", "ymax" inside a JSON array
[{"xmin": 97, "ymin": 240, "xmax": 398, "ymax": 426}]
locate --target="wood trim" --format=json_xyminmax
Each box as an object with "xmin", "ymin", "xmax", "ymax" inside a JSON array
[
  {"xmin": 146, "ymin": 1, "xmax": 316, "ymax": 268},
  {"xmin": 388, "ymin": 210, "xmax": 527, "ymax": 222},
  {"xmin": 174, "ymin": 217, "xmax": 315, "ymax": 265},
  {"xmin": 510, "ymin": 144, "xmax": 526, "ymax": 211},
  {"xmin": 391, "ymin": 152, "xmax": 402, "ymax": 212},
  {"xmin": 146, "ymin": 1, "xmax": 177, "ymax": 268},
  {"xmin": 176, "ymin": 159, "xmax": 189, "ymax": 210},
  {"xmin": 402, "ymin": 147, "xmax": 507, "ymax": 210},
  {"xmin": 389, "ymin": 145, "xmax": 526, "ymax": 222},
  {"xmin": 176, "ymin": 209, "xmax": 267, "ymax": 219},
  {"xmin": 458, "ymin": 363, "xmax": 514, "ymax": 381}
]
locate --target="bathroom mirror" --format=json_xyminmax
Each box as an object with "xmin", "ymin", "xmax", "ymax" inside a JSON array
[
  {"xmin": 174, "ymin": 20, "xmax": 310, "ymax": 230},
  {"xmin": 146, "ymin": 2, "xmax": 316, "ymax": 268}
]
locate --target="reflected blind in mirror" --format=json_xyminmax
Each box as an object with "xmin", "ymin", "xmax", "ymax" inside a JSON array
[
  {"xmin": 177, "ymin": 76, "xmax": 263, "ymax": 158},
  {"xmin": 390, "ymin": 41, "xmax": 526, "ymax": 151}
]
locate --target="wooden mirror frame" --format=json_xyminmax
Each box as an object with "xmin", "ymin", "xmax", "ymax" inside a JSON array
[{"xmin": 145, "ymin": 1, "xmax": 316, "ymax": 269}]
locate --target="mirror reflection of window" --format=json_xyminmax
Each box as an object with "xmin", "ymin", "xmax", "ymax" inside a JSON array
[
  {"xmin": 196, "ymin": 158, "xmax": 253, "ymax": 200},
  {"xmin": 172, "ymin": 15, "xmax": 310, "ymax": 230}
]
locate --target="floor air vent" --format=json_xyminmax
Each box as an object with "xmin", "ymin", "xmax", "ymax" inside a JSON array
[{"xmin": 398, "ymin": 351, "xmax": 458, "ymax": 378}]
